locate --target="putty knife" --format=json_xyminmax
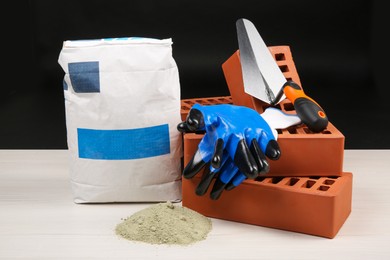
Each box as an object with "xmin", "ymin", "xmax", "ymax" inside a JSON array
[
  {"xmin": 262, "ymin": 107, "xmax": 301, "ymax": 131},
  {"xmin": 236, "ymin": 18, "xmax": 328, "ymax": 133}
]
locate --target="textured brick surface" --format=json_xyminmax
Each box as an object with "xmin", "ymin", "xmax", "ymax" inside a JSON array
[
  {"xmin": 182, "ymin": 170, "xmax": 352, "ymax": 238},
  {"xmin": 180, "ymin": 96, "xmax": 232, "ymax": 121}
]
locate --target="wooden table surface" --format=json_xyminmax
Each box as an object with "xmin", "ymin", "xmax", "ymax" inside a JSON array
[{"xmin": 0, "ymin": 150, "xmax": 389, "ymax": 259}]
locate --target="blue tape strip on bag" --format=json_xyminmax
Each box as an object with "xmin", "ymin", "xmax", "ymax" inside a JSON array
[
  {"xmin": 63, "ymin": 79, "xmax": 68, "ymax": 90},
  {"xmin": 68, "ymin": 61, "xmax": 100, "ymax": 93},
  {"xmin": 77, "ymin": 124, "xmax": 170, "ymax": 160}
]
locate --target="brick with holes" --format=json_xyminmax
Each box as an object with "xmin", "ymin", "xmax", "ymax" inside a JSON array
[{"xmin": 181, "ymin": 169, "xmax": 352, "ymax": 238}]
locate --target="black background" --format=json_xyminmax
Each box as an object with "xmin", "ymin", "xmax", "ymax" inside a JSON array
[{"xmin": 2, "ymin": 0, "xmax": 388, "ymax": 149}]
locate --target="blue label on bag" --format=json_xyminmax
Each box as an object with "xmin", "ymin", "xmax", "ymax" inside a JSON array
[
  {"xmin": 68, "ymin": 61, "xmax": 100, "ymax": 93},
  {"xmin": 77, "ymin": 124, "xmax": 170, "ymax": 160}
]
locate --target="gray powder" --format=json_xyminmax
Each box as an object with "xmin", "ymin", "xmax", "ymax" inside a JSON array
[{"xmin": 115, "ymin": 201, "xmax": 212, "ymax": 246}]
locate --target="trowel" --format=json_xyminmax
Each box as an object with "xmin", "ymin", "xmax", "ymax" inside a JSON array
[{"xmin": 236, "ymin": 18, "xmax": 328, "ymax": 133}]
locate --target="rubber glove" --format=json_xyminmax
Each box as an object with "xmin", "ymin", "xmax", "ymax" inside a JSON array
[{"xmin": 177, "ymin": 104, "xmax": 281, "ymax": 200}]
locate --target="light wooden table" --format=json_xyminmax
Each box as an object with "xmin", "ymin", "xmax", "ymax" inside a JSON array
[{"xmin": 1, "ymin": 150, "xmax": 389, "ymax": 259}]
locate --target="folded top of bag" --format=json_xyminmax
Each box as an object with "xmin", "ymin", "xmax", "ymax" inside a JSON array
[{"xmin": 63, "ymin": 37, "xmax": 172, "ymax": 48}]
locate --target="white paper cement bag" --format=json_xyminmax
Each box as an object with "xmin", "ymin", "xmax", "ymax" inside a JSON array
[{"xmin": 58, "ymin": 37, "xmax": 182, "ymax": 203}]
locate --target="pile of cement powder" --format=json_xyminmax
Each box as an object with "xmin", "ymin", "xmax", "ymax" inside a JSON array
[{"xmin": 115, "ymin": 201, "xmax": 212, "ymax": 246}]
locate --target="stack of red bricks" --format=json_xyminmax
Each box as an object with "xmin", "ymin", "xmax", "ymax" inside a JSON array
[{"xmin": 180, "ymin": 46, "xmax": 352, "ymax": 239}]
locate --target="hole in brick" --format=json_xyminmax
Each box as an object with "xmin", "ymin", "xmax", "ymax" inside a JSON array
[
  {"xmin": 306, "ymin": 128, "xmax": 330, "ymax": 134},
  {"xmin": 309, "ymin": 176, "xmax": 321, "ymax": 180},
  {"xmin": 277, "ymin": 129, "xmax": 283, "ymax": 134},
  {"xmin": 181, "ymin": 105, "xmax": 189, "ymax": 110},
  {"xmin": 275, "ymin": 53, "xmax": 286, "ymax": 61},
  {"xmin": 286, "ymin": 77, "xmax": 292, "ymax": 81},
  {"xmin": 324, "ymin": 179, "xmax": 335, "ymax": 185},
  {"xmin": 184, "ymin": 100, "xmax": 194, "ymax": 105},
  {"xmin": 196, "ymin": 100, "xmax": 207, "ymax": 104},
  {"xmin": 302, "ymin": 180, "xmax": 316, "ymax": 188},
  {"xmin": 279, "ymin": 65, "xmax": 289, "ymax": 72},
  {"xmin": 304, "ymin": 128, "xmax": 314, "ymax": 134},
  {"xmin": 283, "ymin": 103, "xmax": 295, "ymax": 111},
  {"xmin": 271, "ymin": 177, "xmax": 284, "ymax": 184},
  {"xmin": 287, "ymin": 127, "xmax": 297, "ymax": 134},
  {"xmin": 286, "ymin": 177, "xmax": 300, "ymax": 186},
  {"xmin": 216, "ymin": 97, "xmax": 233, "ymax": 104},
  {"xmin": 318, "ymin": 185, "xmax": 330, "ymax": 191},
  {"xmin": 255, "ymin": 176, "xmax": 266, "ymax": 182},
  {"xmin": 328, "ymin": 176, "xmax": 339, "ymax": 179},
  {"xmin": 207, "ymin": 99, "xmax": 216, "ymax": 103}
]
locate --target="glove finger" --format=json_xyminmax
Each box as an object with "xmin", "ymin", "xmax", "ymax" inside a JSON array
[
  {"xmin": 210, "ymin": 159, "xmax": 238, "ymax": 200},
  {"xmin": 250, "ymin": 138, "xmax": 270, "ymax": 174},
  {"xmin": 195, "ymin": 162, "xmax": 216, "ymax": 196},
  {"xmin": 195, "ymin": 151, "xmax": 229, "ymax": 196},
  {"xmin": 233, "ymin": 139, "xmax": 259, "ymax": 179},
  {"xmin": 185, "ymin": 108, "xmax": 205, "ymax": 132},
  {"xmin": 183, "ymin": 148, "xmax": 207, "ymax": 179},
  {"xmin": 225, "ymin": 172, "xmax": 246, "ymax": 191},
  {"xmin": 209, "ymin": 178, "xmax": 227, "ymax": 200},
  {"xmin": 177, "ymin": 121, "xmax": 205, "ymax": 134},
  {"xmin": 177, "ymin": 121, "xmax": 192, "ymax": 133},
  {"xmin": 265, "ymin": 139, "xmax": 281, "ymax": 160},
  {"xmin": 211, "ymin": 138, "xmax": 224, "ymax": 169}
]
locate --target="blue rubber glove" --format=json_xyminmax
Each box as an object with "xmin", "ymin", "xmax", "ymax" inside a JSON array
[{"xmin": 177, "ymin": 104, "xmax": 281, "ymax": 200}]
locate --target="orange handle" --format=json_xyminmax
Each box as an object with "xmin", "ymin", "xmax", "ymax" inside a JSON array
[{"xmin": 282, "ymin": 81, "xmax": 328, "ymax": 132}]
